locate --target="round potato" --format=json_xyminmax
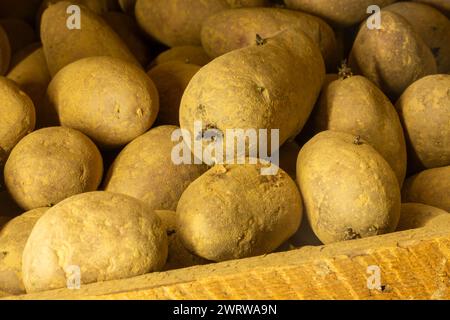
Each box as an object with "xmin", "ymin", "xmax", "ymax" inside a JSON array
[
  {"xmin": 4, "ymin": 127, "xmax": 103, "ymax": 211},
  {"xmin": 0, "ymin": 19, "xmax": 36, "ymax": 56},
  {"xmin": 148, "ymin": 62, "xmax": 200, "ymax": 126},
  {"xmin": 397, "ymin": 203, "xmax": 449, "ymax": 231},
  {"xmin": 22, "ymin": 191, "xmax": 168, "ymax": 293},
  {"xmin": 349, "ymin": 10, "xmax": 437, "ymax": 99},
  {"xmin": 0, "ymin": 208, "xmax": 47, "ymax": 295},
  {"xmin": 0, "ymin": 25, "xmax": 10, "ymax": 75},
  {"xmin": 402, "ymin": 166, "xmax": 450, "ymax": 212},
  {"xmin": 396, "ymin": 75, "xmax": 450, "ymax": 170},
  {"xmin": 44, "ymin": 56, "xmax": 159, "ymax": 148},
  {"xmin": 297, "ymin": 131, "xmax": 401, "ymax": 244},
  {"xmin": 413, "ymin": 0, "xmax": 450, "ymax": 18},
  {"xmin": 150, "ymin": 46, "xmax": 212, "ymax": 68},
  {"xmin": 177, "ymin": 162, "xmax": 303, "ymax": 262},
  {"xmin": 104, "ymin": 126, "xmax": 208, "ymax": 211}
]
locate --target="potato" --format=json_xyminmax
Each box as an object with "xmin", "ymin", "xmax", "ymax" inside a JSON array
[
  {"xmin": 297, "ymin": 131, "xmax": 401, "ymax": 244},
  {"xmin": 155, "ymin": 210, "xmax": 210, "ymax": 271},
  {"xmin": 148, "ymin": 62, "xmax": 200, "ymax": 126},
  {"xmin": 0, "ymin": 0, "xmax": 42, "ymax": 23},
  {"xmin": 44, "ymin": 56, "xmax": 159, "ymax": 148},
  {"xmin": 0, "ymin": 77, "xmax": 35, "ymax": 156},
  {"xmin": 385, "ymin": 2, "xmax": 450, "ymax": 74},
  {"xmin": 177, "ymin": 162, "xmax": 302, "ymax": 261},
  {"xmin": 402, "ymin": 166, "xmax": 450, "ymax": 212},
  {"xmin": 150, "ymin": 46, "xmax": 212, "ymax": 67},
  {"xmin": 413, "ymin": 0, "xmax": 450, "ymax": 18},
  {"xmin": 104, "ymin": 126, "xmax": 208, "ymax": 211},
  {"xmin": 284, "ymin": 0, "xmax": 396, "ymax": 27},
  {"xmin": 135, "ymin": 0, "xmax": 267, "ymax": 47},
  {"xmin": 314, "ymin": 74, "xmax": 407, "ymax": 185},
  {"xmin": 397, "ymin": 203, "xmax": 449, "ymax": 231},
  {"xmin": 349, "ymin": 10, "xmax": 437, "ymax": 99},
  {"xmin": 0, "ymin": 25, "xmax": 10, "ymax": 75},
  {"xmin": 396, "ymin": 75, "xmax": 450, "ymax": 170},
  {"xmin": 4, "ymin": 127, "xmax": 103, "ymax": 211},
  {"xmin": 41, "ymin": 1, "xmax": 139, "ymax": 76},
  {"xmin": 0, "ymin": 208, "xmax": 47, "ymax": 295},
  {"xmin": 22, "ymin": 191, "xmax": 168, "ymax": 293},
  {"xmin": 201, "ymin": 8, "xmax": 337, "ymax": 69},
  {"xmin": 180, "ymin": 28, "xmax": 325, "ymax": 159},
  {"xmin": 0, "ymin": 19, "xmax": 36, "ymax": 56}
]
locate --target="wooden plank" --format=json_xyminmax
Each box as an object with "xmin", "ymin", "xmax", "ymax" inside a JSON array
[{"xmin": 4, "ymin": 217, "xmax": 450, "ymax": 300}]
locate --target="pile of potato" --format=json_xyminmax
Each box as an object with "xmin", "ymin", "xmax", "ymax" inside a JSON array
[{"xmin": 0, "ymin": 0, "xmax": 449, "ymax": 296}]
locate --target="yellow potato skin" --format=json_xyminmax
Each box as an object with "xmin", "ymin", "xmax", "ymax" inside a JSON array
[
  {"xmin": 314, "ymin": 75, "xmax": 407, "ymax": 186},
  {"xmin": 177, "ymin": 162, "xmax": 303, "ymax": 262},
  {"xmin": 150, "ymin": 46, "xmax": 212, "ymax": 67},
  {"xmin": 397, "ymin": 203, "xmax": 449, "ymax": 231},
  {"xmin": 22, "ymin": 191, "xmax": 168, "ymax": 293},
  {"xmin": 45, "ymin": 56, "xmax": 159, "ymax": 148},
  {"xmin": 413, "ymin": 0, "xmax": 450, "ymax": 18},
  {"xmin": 0, "ymin": 25, "xmax": 10, "ymax": 75},
  {"xmin": 41, "ymin": 1, "xmax": 139, "ymax": 76},
  {"xmin": 402, "ymin": 166, "xmax": 450, "ymax": 212},
  {"xmin": 396, "ymin": 74, "xmax": 450, "ymax": 170},
  {"xmin": 297, "ymin": 131, "xmax": 401, "ymax": 244},
  {"xmin": 0, "ymin": 208, "xmax": 47, "ymax": 295},
  {"xmin": 4, "ymin": 127, "xmax": 103, "ymax": 211},
  {"xmin": 104, "ymin": 126, "xmax": 208, "ymax": 211}
]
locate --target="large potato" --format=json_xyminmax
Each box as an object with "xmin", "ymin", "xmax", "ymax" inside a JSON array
[
  {"xmin": 396, "ymin": 75, "xmax": 449, "ymax": 170},
  {"xmin": 349, "ymin": 10, "xmax": 437, "ymax": 99},
  {"xmin": 0, "ymin": 25, "xmax": 10, "ymax": 75},
  {"xmin": 413, "ymin": 0, "xmax": 450, "ymax": 18},
  {"xmin": 314, "ymin": 75, "xmax": 407, "ymax": 185},
  {"xmin": 150, "ymin": 46, "xmax": 212, "ymax": 67},
  {"xmin": 4, "ymin": 127, "xmax": 103, "ymax": 211},
  {"xmin": 402, "ymin": 166, "xmax": 450, "ymax": 212},
  {"xmin": 104, "ymin": 126, "xmax": 208, "ymax": 211},
  {"xmin": 41, "ymin": 1, "xmax": 139, "ymax": 76},
  {"xmin": 0, "ymin": 208, "xmax": 47, "ymax": 295},
  {"xmin": 0, "ymin": 19, "xmax": 36, "ymax": 56},
  {"xmin": 397, "ymin": 203, "xmax": 449, "ymax": 231},
  {"xmin": 297, "ymin": 131, "xmax": 401, "ymax": 244},
  {"xmin": 44, "ymin": 56, "xmax": 159, "ymax": 148},
  {"xmin": 177, "ymin": 162, "xmax": 303, "ymax": 261},
  {"xmin": 201, "ymin": 8, "xmax": 337, "ymax": 69},
  {"xmin": 22, "ymin": 191, "xmax": 168, "ymax": 293}
]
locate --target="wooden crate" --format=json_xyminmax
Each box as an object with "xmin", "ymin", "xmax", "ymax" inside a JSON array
[{"xmin": 3, "ymin": 217, "xmax": 450, "ymax": 300}]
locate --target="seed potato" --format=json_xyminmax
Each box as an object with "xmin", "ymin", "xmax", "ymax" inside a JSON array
[{"xmin": 150, "ymin": 46, "xmax": 212, "ymax": 68}]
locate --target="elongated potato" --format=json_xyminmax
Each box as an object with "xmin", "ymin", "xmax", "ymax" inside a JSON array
[
  {"xmin": 201, "ymin": 8, "xmax": 337, "ymax": 69},
  {"xmin": 180, "ymin": 28, "xmax": 325, "ymax": 160},
  {"xmin": 0, "ymin": 19, "xmax": 36, "ymax": 56},
  {"xmin": 396, "ymin": 75, "xmax": 450, "ymax": 170},
  {"xmin": 297, "ymin": 131, "xmax": 401, "ymax": 244},
  {"xmin": 397, "ymin": 203, "xmax": 449, "ymax": 231},
  {"xmin": 4, "ymin": 127, "xmax": 103, "ymax": 210},
  {"xmin": 402, "ymin": 166, "xmax": 450, "ymax": 212},
  {"xmin": 413, "ymin": 0, "xmax": 450, "ymax": 18},
  {"xmin": 41, "ymin": 1, "xmax": 139, "ymax": 76},
  {"xmin": 22, "ymin": 191, "xmax": 168, "ymax": 293},
  {"xmin": 44, "ymin": 56, "xmax": 159, "ymax": 148},
  {"xmin": 104, "ymin": 126, "xmax": 208, "ymax": 211},
  {"xmin": 150, "ymin": 46, "xmax": 212, "ymax": 67},
  {"xmin": 314, "ymin": 74, "xmax": 407, "ymax": 185},
  {"xmin": 349, "ymin": 10, "xmax": 437, "ymax": 99},
  {"xmin": 177, "ymin": 162, "xmax": 303, "ymax": 262},
  {"xmin": 0, "ymin": 25, "xmax": 10, "ymax": 75},
  {"xmin": 0, "ymin": 208, "xmax": 47, "ymax": 295}
]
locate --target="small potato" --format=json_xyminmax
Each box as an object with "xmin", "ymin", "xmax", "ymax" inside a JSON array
[
  {"xmin": 44, "ymin": 56, "xmax": 159, "ymax": 148},
  {"xmin": 413, "ymin": 0, "xmax": 450, "ymax": 18},
  {"xmin": 150, "ymin": 46, "xmax": 212, "ymax": 67},
  {"xmin": 148, "ymin": 62, "xmax": 200, "ymax": 126},
  {"xmin": 177, "ymin": 162, "xmax": 303, "ymax": 262},
  {"xmin": 0, "ymin": 208, "xmax": 47, "ymax": 295},
  {"xmin": 22, "ymin": 191, "xmax": 168, "ymax": 293},
  {"xmin": 349, "ymin": 10, "xmax": 437, "ymax": 99},
  {"xmin": 0, "ymin": 25, "xmax": 10, "ymax": 75},
  {"xmin": 4, "ymin": 127, "xmax": 103, "ymax": 211},
  {"xmin": 104, "ymin": 126, "xmax": 208, "ymax": 211},
  {"xmin": 0, "ymin": 19, "xmax": 36, "ymax": 56},
  {"xmin": 396, "ymin": 75, "xmax": 449, "ymax": 170},
  {"xmin": 402, "ymin": 166, "xmax": 450, "ymax": 212},
  {"xmin": 397, "ymin": 203, "xmax": 449, "ymax": 231},
  {"xmin": 297, "ymin": 131, "xmax": 401, "ymax": 244}
]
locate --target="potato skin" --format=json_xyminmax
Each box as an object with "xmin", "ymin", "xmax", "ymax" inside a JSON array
[
  {"xmin": 22, "ymin": 191, "xmax": 168, "ymax": 293},
  {"xmin": 402, "ymin": 166, "xmax": 450, "ymax": 212},
  {"xmin": 413, "ymin": 0, "xmax": 450, "ymax": 18},
  {"xmin": 0, "ymin": 208, "xmax": 47, "ymax": 295},
  {"xmin": 45, "ymin": 56, "xmax": 159, "ymax": 148},
  {"xmin": 349, "ymin": 11, "xmax": 437, "ymax": 99},
  {"xmin": 397, "ymin": 203, "xmax": 449, "ymax": 231},
  {"xmin": 4, "ymin": 127, "xmax": 103, "ymax": 211},
  {"xmin": 314, "ymin": 75, "xmax": 407, "ymax": 185},
  {"xmin": 0, "ymin": 25, "xmax": 10, "ymax": 75},
  {"xmin": 41, "ymin": 1, "xmax": 139, "ymax": 76},
  {"xmin": 396, "ymin": 75, "xmax": 450, "ymax": 170},
  {"xmin": 201, "ymin": 8, "xmax": 337, "ymax": 69},
  {"xmin": 178, "ymin": 163, "xmax": 302, "ymax": 262},
  {"xmin": 104, "ymin": 126, "xmax": 208, "ymax": 211},
  {"xmin": 284, "ymin": 0, "xmax": 396, "ymax": 27},
  {"xmin": 297, "ymin": 131, "xmax": 401, "ymax": 244},
  {"xmin": 150, "ymin": 46, "xmax": 212, "ymax": 67}
]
